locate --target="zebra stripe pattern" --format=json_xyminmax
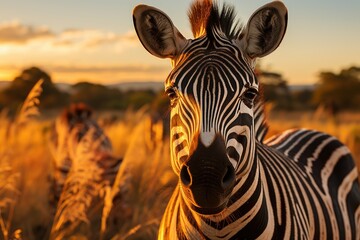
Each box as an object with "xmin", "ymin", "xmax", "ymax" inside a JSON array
[
  {"xmin": 50, "ymin": 103, "xmax": 121, "ymax": 204},
  {"xmin": 133, "ymin": 0, "xmax": 360, "ymax": 239},
  {"xmin": 166, "ymin": 33, "xmax": 258, "ymax": 173}
]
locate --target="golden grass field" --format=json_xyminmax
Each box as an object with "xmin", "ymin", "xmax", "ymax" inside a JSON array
[{"xmin": 0, "ymin": 84, "xmax": 359, "ymax": 239}]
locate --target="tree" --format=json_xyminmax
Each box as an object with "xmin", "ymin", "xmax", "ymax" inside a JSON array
[
  {"xmin": 312, "ymin": 66, "xmax": 360, "ymax": 111},
  {"xmin": 0, "ymin": 67, "xmax": 69, "ymax": 112},
  {"xmin": 257, "ymin": 70, "xmax": 293, "ymax": 110},
  {"xmin": 292, "ymin": 89, "xmax": 314, "ymax": 110},
  {"xmin": 124, "ymin": 89, "xmax": 157, "ymax": 109},
  {"xmin": 71, "ymin": 82, "xmax": 158, "ymax": 110},
  {"xmin": 71, "ymin": 82, "xmax": 125, "ymax": 109}
]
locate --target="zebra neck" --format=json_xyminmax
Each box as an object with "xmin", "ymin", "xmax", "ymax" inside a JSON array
[{"xmin": 254, "ymin": 101, "xmax": 269, "ymax": 143}]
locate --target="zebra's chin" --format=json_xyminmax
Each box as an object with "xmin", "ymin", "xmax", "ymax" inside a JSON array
[
  {"xmin": 180, "ymin": 178, "xmax": 234, "ymax": 216},
  {"xmin": 189, "ymin": 199, "xmax": 229, "ymax": 215}
]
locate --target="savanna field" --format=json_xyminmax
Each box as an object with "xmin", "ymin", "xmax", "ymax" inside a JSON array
[
  {"xmin": 0, "ymin": 0, "xmax": 359, "ymax": 238},
  {"xmin": 0, "ymin": 82, "xmax": 359, "ymax": 240}
]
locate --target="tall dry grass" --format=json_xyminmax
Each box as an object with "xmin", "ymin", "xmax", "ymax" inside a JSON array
[
  {"xmin": 50, "ymin": 130, "xmax": 111, "ymax": 239},
  {"xmin": 49, "ymin": 104, "xmax": 150, "ymax": 240},
  {"xmin": 48, "ymin": 111, "xmax": 175, "ymax": 240},
  {"xmin": 0, "ymin": 92, "xmax": 358, "ymax": 239},
  {"xmin": 0, "ymin": 80, "xmax": 43, "ymax": 240},
  {"xmin": 106, "ymin": 116, "xmax": 176, "ymax": 240},
  {"xmin": 0, "ymin": 104, "xmax": 175, "ymax": 239}
]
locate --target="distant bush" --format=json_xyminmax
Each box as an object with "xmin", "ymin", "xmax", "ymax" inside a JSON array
[
  {"xmin": 71, "ymin": 82, "xmax": 159, "ymax": 111},
  {"xmin": 0, "ymin": 67, "xmax": 69, "ymax": 113},
  {"xmin": 2, "ymin": 66, "xmax": 358, "ymax": 114},
  {"xmin": 71, "ymin": 82, "xmax": 125, "ymax": 109},
  {"xmin": 257, "ymin": 70, "xmax": 294, "ymax": 110},
  {"xmin": 312, "ymin": 66, "xmax": 360, "ymax": 111}
]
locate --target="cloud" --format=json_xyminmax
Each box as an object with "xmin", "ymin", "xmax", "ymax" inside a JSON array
[
  {"xmin": 53, "ymin": 28, "xmax": 137, "ymax": 50},
  {"xmin": 0, "ymin": 63, "xmax": 168, "ymax": 73},
  {"xmin": 0, "ymin": 20, "xmax": 54, "ymax": 44},
  {"xmin": 48, "ymin": 64, "xmax": 169, "ymax": 73},
  {"xmin": 0, "ymin": 20, "xmax": 138, "ymax": 51},
  {"xmin": 0, "ymin": 64, "xmax": 18, "ymax": 70},
  {"xmin": 0, "ymin": 63, "xmax": 170, "ymax": 83}
]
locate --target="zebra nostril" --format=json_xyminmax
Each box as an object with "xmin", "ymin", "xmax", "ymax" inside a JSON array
[
  {"xmin": 221, "ymin": 165, "xmax": 235, "ymax": 190},
  {"xmin": 180, "ymin": 166, "xmax": 191, "ymax": 187}
]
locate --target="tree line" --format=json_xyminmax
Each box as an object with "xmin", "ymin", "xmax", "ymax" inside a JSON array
[
  {"xmin": 258, "ymin": 66, "xmax": 360, "ymax": 112},
  {"xmin": 0, "ymin": 66, "xmax": 358, "ymax": 115},
  {"xmin": 0, "ymin": 67, "xmax": 159, "ymax": 114}
]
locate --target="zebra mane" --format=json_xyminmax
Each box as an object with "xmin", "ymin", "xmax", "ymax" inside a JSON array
[
  {"xmin": 188, "ymin": 0, "xmax": 243, "ymax": 40},
  {"xmin": 60, "ymin": 103, "xmax": 92, "ymax": 128}
]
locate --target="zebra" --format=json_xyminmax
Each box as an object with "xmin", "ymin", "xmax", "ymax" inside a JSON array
[
  {"xmin": 49, "ymin": 103, "xmax": 124, "ymax": 238},
  {"xmin": 133, "ymin": 0, "xmax": 360, "ymax": 239},
  {"xmin": 50, "ymin": 103, "xmax": 122, "ymax": 204}
]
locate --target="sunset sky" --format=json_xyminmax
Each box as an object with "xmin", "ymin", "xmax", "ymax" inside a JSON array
[{"xmin": 0, "ymin": 0, "xmax": 359, "ymax": 85}]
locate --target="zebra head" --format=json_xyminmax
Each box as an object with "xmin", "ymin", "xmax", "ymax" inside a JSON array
[{"xmin": 133, "ymin": 1, "xmax": 287, "ymax": 215}]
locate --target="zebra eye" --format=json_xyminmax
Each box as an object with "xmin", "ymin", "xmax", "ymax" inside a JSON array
[
  {"xmin": 165, "ymin": 87, "xmax": 178, "ymax": 101},
  {"xmin": 243, "ymin": 88, "xmax": 258, "ymax": 102}
]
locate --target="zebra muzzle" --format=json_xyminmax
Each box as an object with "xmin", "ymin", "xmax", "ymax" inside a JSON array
[{"xmin": 180, "ymin": 134, "xmax": 236, "ymax": 215}]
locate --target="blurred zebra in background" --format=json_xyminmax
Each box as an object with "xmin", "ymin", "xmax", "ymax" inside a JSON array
[
  {"xmin": 49, "ymin": 103, "xmax": 122, "ymax": 239},
  {"xmin": 50, "ymin": 103, "xmax": 121, "ymax": 203}
]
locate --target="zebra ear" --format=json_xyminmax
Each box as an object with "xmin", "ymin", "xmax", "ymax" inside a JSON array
[
  {"xmin": 240, "ymin": 1, "xmax": 287, "ymax": 59},
  {"xmin": 133, "ymin": 5, "xmax": 188, "ymax": 59}
]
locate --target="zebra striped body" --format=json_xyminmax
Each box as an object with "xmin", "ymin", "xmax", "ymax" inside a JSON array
[
  {"xmin": 160, "ymin": 129, "xmax": 360, "ymax": 239},
  {"xmin": 133, "ymin": 0, "xmax": 360, "ymax": 239},
  {"xmin": 265, "ymin": 130, "xmax": 359, "ymax": 239},
  {"xmin": 50, "ymin": 103, "xmax": 121, "ymax": 203},
  {"xmin": 50, "ymin": 103, "xmax": 123, "ymax": 238}
]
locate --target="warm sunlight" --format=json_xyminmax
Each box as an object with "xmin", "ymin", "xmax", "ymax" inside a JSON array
[
  {"xmin": 0, "ymin": 1, "xmax": 359, "ymax": 85},
  {"xmin": 0, "ymin": 69, "xmax": 14, "ymax": 81},
  {"xmin": 51, "ymin": 66, "xmax": 170, "ymax": 84},
  {"xmin": 0, "ymin": 1, "xmax": 359, "ymax": 240},
  {"xmin": 0, "ymin": 45, "xmax": 12, "ymax": 54}
]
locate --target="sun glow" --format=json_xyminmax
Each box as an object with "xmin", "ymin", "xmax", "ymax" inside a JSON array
[
  {"xmin": 0, "ymin": 45, "xmax": 12, "ymax": 54},
  {"xmin": 0, "ymin": 69, "xmax": 15, "ymax": 81}
]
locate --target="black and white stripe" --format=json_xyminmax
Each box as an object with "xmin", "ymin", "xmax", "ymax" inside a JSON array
[
  {"xmin": 50, "ymin": 104, "xmax": 121, "ymax": 204},
  {"xmin": 133, "ymin": 1, "xmax": 360, "ymax": 239}
]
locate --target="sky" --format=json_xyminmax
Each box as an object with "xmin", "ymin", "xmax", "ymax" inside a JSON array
[{"xmin": 0, "ymin": 0, "xmax": 359, "ymax": 85}]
